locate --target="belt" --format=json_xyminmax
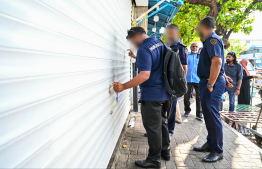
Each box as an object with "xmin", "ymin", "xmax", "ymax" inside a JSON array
[{"xmin": 200, "ymin": 75, "xmax": 224, "ymax": 81}]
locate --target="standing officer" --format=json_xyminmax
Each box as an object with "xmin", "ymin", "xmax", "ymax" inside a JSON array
[
  {"xmin": 193, "ymin": 16, "xmax": 226, "ymax": 162},
  {"xmin": 165, "ymin": 24, "xmax": 188, "ymax": 140},
  {"xmin": 184, "ymin": 42, "xmax": 203, "ymax": 120},
  {"xmin": 112, "ymin": 27, "xmax": 171, "ymax": 168}
]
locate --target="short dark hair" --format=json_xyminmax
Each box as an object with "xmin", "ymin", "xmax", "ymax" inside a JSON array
[
  {"xmin": 227, "ymin": 52, "xmax": 238, "ymax": 63},
  {"xmin": 200, "ymin": 16, "xmax": 216, "ymax": 29},
  {"xmin": 167, "ymin": 24, "xmax": 179, "ymax": 31},
  {"xmin": 126, "ymin": 27, "xmax": 146, "ymax": 39}
]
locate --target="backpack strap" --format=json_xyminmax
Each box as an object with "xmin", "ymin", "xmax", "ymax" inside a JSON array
[
  {"xmin": 159, "ymin": 40, "xmax": 178, "ymax": 98},
  {"xmin": 159, "ymin": 40, "xmax": 170, "ymax": 50},
  {"xmin": 159, "ymin": 40, "xmax": 179, "ymax": 55}
]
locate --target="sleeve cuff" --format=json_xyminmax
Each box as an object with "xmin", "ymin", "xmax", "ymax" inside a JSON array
[{"xmin": 138, "ymin": 68, "xmax": 151, "ymax": 71}]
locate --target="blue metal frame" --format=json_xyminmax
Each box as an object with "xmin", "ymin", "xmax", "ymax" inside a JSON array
[
  {"xmin": 135, "ymin": 4, "xmax": 169, "ymax": 26},
  {"xmin": 147, "ymin": 0, "xmax": 183, "ymax": 39}
]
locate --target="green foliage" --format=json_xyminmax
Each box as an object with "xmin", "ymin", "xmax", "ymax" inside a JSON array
[
  {"xmin": 172, "ymin": 1, "xmax": 209, "ymax": 46},
  {"xmin": 226, "ymin": 39, "xmax": 249, "ymax": 57},
  {"xmin": 172, "ymin": 0, "xmax": 262, "ymax": 46},
  {"xmin": 217, "ymin": 0, "xmax": 256, "ymax": 35}
]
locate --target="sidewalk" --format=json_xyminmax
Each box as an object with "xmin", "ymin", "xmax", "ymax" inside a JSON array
[{"xmin": 112, "ymin": 99, "xmax": 262, "ymax": 169}]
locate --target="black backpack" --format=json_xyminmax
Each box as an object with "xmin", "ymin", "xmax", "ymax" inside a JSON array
[{"xmin": 160, "ymin": 40, "xmax": 188, "ymax": 98}]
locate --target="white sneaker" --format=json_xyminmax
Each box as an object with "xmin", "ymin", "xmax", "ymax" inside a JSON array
[{"xmin": 169, "ymin": 133, "xmax": 173, "ymax": 140}]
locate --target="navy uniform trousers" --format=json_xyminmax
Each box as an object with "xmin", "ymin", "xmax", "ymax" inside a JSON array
[
  {"xmin": 167, "ymin": 97, "xmax": 178, "ymax": 134},
  {"xmin": 199, "ymin": 77, "xmax": 225, "ymax": 153}
]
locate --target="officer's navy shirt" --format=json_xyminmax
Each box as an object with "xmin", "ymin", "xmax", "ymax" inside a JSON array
[
  {"xmin": 187, "ymin": 52, "xmax": 200, "ymax": 83},
  {"xmin": 197, "ymin": 32, "xmax": 225, "ymax": 78},
  {"xmin": 136, "ymin": 37, "xmax": 170, "ymax": 101},
  {"xmin": 224, "ymin": 63, "xmax": 243, "ymax": 91},
  {"xmin": 170, "ymin": 41, "xmax": 188, "ymax": 65}
]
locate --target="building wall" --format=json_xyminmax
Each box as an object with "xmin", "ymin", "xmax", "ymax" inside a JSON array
[
  {"xmin": 0, "ymin": 0, "xmax": 131, "ymax": 168},
  {"xmin": 134, "ymin": 5, "xmax": 149, "ymax": 31}
]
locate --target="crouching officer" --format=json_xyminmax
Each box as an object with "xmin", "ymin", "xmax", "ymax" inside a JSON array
[
  {"xmin": 165, "ymin": 24, "xmax": 188, "ymax": 139},
  {"xmin": 112, "ymin": 27, "xmax": 171, "ymax": 168},
  {"xmin": 194, "ymin": 16, "xmax": 226, "ymax": 162}
]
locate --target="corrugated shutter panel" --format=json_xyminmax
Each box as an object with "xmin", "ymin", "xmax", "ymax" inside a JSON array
[{"xmin": 0, "ymin": 0, "xmax": 131, "ymax": 168}]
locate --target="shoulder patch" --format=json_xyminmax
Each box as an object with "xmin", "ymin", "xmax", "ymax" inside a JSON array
[
  {"xmin": 210, "ymin": 39, "xmax": 217, "ymax": 45},
  {"xmin": 185, "ymin": 48, "xmax": 188, "ymax": 55}
]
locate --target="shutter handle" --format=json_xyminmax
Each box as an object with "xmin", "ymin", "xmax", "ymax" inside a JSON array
[{"xmin": 109, "ymin": 84, "xmax": 114, "ymax": 95}]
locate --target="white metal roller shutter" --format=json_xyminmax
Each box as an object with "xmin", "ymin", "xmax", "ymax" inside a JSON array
[{"xmin": 0, "ymin": 0, "xmax": 131, "ymax": 168}]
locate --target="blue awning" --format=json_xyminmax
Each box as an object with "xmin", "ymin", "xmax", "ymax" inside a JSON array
[{"xmin": 147, "ymin": 0, "xmax": 183, "ymax": 38}]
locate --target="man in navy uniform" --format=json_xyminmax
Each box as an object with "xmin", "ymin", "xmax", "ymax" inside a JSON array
[
  {"xmin": 193, "ymin": 16, "xmax": 227, "ymax": 162},
  {"xmin": 112, "ymin": 27, "xmax": 171, "ymax": 168},
  {"xmin": 165, "ymin": 24, "xmax": 188, "ymax": 139}
]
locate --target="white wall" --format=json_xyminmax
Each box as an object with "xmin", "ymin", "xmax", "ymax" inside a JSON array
[{"xmin": 0, "ymin": 0, "xmax": 132, "ymax": 168}]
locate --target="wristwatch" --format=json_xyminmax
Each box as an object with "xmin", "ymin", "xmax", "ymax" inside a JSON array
[{"xmin": 207, "ymin": 83, "xmax": 213, "ymax": 88}]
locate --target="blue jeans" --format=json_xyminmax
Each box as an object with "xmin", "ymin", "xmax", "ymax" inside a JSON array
[
  {"xmin": 225, "ymin": 89, "xmax": 236, "ymax": 112},
  {"xmin": 167, "ymin": 97, "xmax": 178, "ymax": 134}
]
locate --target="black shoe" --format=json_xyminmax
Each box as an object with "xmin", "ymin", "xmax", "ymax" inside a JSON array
[
  {"xmin": 161, "ymin": 149, "xmax": 170, "ymax": 161},
  {"xmin": 202, "ymin": 151, "xmax": 223, "ymax": 162},
  {"xmin": 135, "ymin": 158, "xmax": 161, "ymax": 168},
  {"xmin": 193, "ymin": 142, "xmax": 212, "ymax": 152},
  {"xmin": 144, "ymin": 133, "xmax": 147, "ymax": 137}
]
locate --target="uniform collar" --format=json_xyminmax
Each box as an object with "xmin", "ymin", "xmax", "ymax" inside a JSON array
[
  {"xmin": 209, "ymin": 31, "xmax": 216, "ymax": 38},
  {"xmin": 143, "ymin": 36, "xmax": 157, "ymax": 44},
  {"xmin": 203, "ymin": 32, "xmax": 216, "ymax": 44},
  {"xmin": 171, "ymin": 41, "xmax": 180, "ymax": 46}
]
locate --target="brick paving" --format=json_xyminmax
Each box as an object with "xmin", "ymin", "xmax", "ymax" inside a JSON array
[{"xmin": 112, "ymin": 99, "xmax": 262, "ymax": 169}]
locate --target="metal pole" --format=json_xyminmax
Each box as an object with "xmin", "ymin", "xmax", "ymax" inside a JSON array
[
  {"xmin": 135, "ymin": 0, "xmax": 166, "ymax": 21},
  {"xmin": 135, "ymin": 4, "xmax": 168, "ymax": 26},
  {"xmin": 132, "ymin": 63, "xmax": 138, "ymax": 112},
  {"xmin": 251, "ymin": 79, "xmax": 254, "ymax": 105},
  {"xmin": 254, "ymin": 103, "xmax": 262, "ymax": 130}
]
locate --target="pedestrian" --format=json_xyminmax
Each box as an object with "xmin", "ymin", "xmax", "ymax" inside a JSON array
[
  {"xmin": 224, "ymin": 52, "xmax": 243, "ymax": 112},
  {"xmin": 184, "ymin": 42, "xmax": 203, "ymax": 119},
  {"xmin": 238, "ymin": 59, "xmax": 258, "ymax": 105},
  {"xmin": 112, "ymin": 27, "xmax": 171, "ymax": 168},
  {"xmin": 193, "ymin": 16, "xmax": 228, "ymax": 162},
  {"xmin": 165, "ymin": 24, "xmax": 188, "ymax": 140}
]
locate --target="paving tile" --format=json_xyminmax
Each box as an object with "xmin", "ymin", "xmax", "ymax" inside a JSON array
[
  {"xmin": 252, "ymin": 159, "xmax": 262, "ymax": 167},
  {"xmin": 128, "ymin": 154, "xmax": 146, "ymax": 160},
  {"xmin": 202, "ymin": 162, "xmax": 215, "ymax": 169},
  {"xmin": 118, "ymin": 154, "xmax": 128, "ymax": 162},
  {"xmin": 114, "ymin": 161, "xmax": 127, "ymax": 169},
  {"xmin": 238, "ymin": 161, "xmax": 258, "ymax": 167},
  {"xmin": 175, "ymin": 161, "xmax": 187, "ymax": 167},
  {"xmin": 130, "ymin": 143, "xmax": 138, "ymax": 148},
  {"xmin": 138, "ymin": 144, "xmax": 148, "ymax": 148},
  {"xmin": 166, "ymin": 160, "xmax": 176, "ymax": 169},
  {"xmin": 137, "ymin": 147, "xmax": 146, "ymax": 155},
  {"xmin": 112, "ymin": 101, "xmax": 261, "ymax": 169},
  {"xmin": 126, "ymin": 160, "xmax": 139, "ymax": 169},
  {"xmin": 129, "ymin": 147, "xmax": 137, "ymax": 155}
]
